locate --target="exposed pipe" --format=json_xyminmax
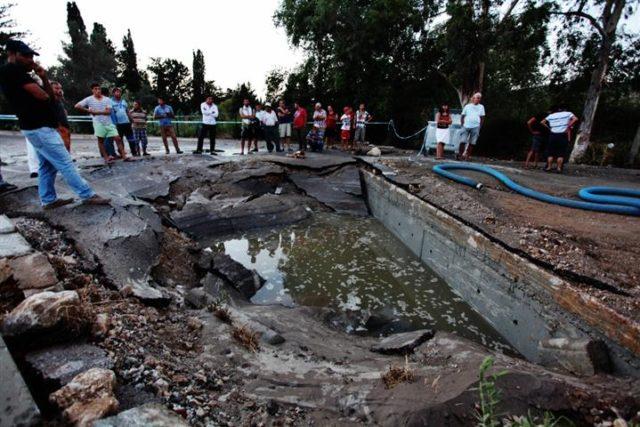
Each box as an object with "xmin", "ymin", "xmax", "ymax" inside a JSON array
[{"xmin": 432, "ymin": 163, "xmax": 640, "ymax": 216}]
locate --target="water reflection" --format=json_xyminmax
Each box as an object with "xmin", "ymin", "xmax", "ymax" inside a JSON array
[{"xmin": 210, "ymin": 213, "xmax": 512, "ymax": 352}]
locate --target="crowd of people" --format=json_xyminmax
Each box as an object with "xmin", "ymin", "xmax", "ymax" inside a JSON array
[
  {"xmin": 433, "ymin": 92, "xmax": 578, "ymax": 172},
  {"xmin": 0, "ymin": 39, "xmax": 581, "ymax": 210}
]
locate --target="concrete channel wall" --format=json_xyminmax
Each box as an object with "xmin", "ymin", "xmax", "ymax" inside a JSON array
[{"xmin": 361, "ymin": 169, "xmax": 640, "ymax": 376}]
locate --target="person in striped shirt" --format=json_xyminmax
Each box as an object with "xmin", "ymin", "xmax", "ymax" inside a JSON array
[
  {"xmin": 541, "ymin": 106, "xmax": 578, "ymax": 173},
  {"xmin": 129, "ymin": 101, "xmax": 149, "ymax": 156}
]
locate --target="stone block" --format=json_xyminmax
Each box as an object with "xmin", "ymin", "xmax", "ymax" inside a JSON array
[
  {"xmin": 93, "ymin": 403, "xmax": 188, "ymax": 427},
  {"xmin": 8, "ymin": 252, "xmax": 58, "ymax": 290},
  {"xmin": 0, "ymin": 335, "xmax": 40, "ymax": 427},
  {"xmin": 538, "ymin": 338, "xmax": 613, "ymax": 376},
  {"xmin": 0, "ymin": 232, "xmax": 31, "ymax": 258},
  {"xmin": 0, "ymin": 215, "xmax": 16, "ymax": 234},
  {"xmin": 371, "ymin": 329, "xmax": 435, "ymax": 355}
]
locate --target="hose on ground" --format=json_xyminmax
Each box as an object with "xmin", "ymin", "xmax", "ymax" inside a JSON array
[{"xmin": 432, "ymin": 163, "xmax": 640, "ymax": 216}]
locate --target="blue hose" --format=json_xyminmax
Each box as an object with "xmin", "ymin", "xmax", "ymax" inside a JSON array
[{"xmin": 432, "ymin": 163, "xmax": 640, "ymax": 216}]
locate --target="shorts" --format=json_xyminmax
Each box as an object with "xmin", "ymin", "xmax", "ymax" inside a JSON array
[
  {"xmin": 116, "ymin": 122, "xmax": 135, "ymax": 139},
  {"xmin": 531, "ymin": 134, "xmax": 545, "ymax": 152},
  {"xmin": 435, "ymin": 127, "xmax": 450, "ymax": 144},
  {"xmin": 459, "ymin": 126, "xmax": 480, "ymax": 145},
  {"xmin": 340, "ymin": 129, "xmax": 351, "ymax": 141},
  {"xmin": 93, "ymin": 122, "xmax": 119, "ymax": 138},
  {"xmin": 160, "ymin": 125, "xmax": 177, "ymax": 139},
  {"xmin": 354, "ymin": 126, "xmax": 366, "ymax": 142},
  {"xmin": 547, "ymin": 133, "xmax": 568, "ymax": 158},
  {"xmin": 241, "ymin": 125, "xmax": 254, "ymax": 140},
  {"xmin": 279, "ymin": 123, "xmax": 292, "ymax": 138}
]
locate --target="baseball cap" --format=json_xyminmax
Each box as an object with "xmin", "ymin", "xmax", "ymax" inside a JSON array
[
  {"xmin": 5, "ymin": 40, "xmax": 39, "ymax": 56},
  {"xmin": 264, "ymin": 102, "xmax": 272, "ymax": 107}
]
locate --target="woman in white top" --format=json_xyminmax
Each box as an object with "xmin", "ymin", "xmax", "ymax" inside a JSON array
[{"xmin": 435, "ymin": 103, "xmax": 452, "ymax": 160}]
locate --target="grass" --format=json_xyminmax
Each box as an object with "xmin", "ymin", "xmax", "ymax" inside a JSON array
[
  {"xmin": 231, "ymin": 324, "xmax": 260, "ymax": 352},
  {"xmin": 381, "ymin": 356, "xmax": 415, "ymax": 389}
]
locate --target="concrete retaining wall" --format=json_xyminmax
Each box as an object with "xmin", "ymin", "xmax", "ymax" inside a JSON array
[{"xmin": 362, "ymin": 170, "xmax": 640, "ymax": 376}]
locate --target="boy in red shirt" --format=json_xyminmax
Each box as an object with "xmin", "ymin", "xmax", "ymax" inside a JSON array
[{"xmin": 292, "ymin": 101, "xmax": 308, "ymax": 151}]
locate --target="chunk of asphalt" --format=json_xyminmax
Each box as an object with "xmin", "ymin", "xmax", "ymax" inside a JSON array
[{"xmin": 370, "ymin": 329, "xmax": 435, "ymax": 355}]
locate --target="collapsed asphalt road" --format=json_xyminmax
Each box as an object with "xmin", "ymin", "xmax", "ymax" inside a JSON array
[{"xmin": 1, "ymin": 140, "xmax": 640, "ymax": 425}]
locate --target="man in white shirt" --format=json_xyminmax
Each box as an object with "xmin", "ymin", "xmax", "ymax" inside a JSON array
[
  {"xmin": 239, "ymin": 98, "xmax": 254, "ymax": 155},
  {"xmin": 195, "ymin": 95, "xmax": 218, "ymax": 154},
  {"xmin": 458, "ymin": 92, "xmax": 485, "ymax": 161},
  {"xmin": 541, "ymin": 106, "xmax": 578, "ymax": 173},
  {"xmin": 260, "ymin": 103, "xmax": 281, "ymax": 153},
  {"xmin": 354, "ymin": 103, "xmax": 372, "ymax": 147}
]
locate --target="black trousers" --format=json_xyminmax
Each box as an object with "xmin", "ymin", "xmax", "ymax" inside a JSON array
[
  {"xmin": 263, "ymin": 126, "xmax": 281, "ymax": 153},
  {"xmin": 197, "ymin": 124, "xmax": 217, "ymax": 152},
  {"xmin": 116, "ymin": 122, "xmax": 138, "ymax": 155},
  {"xmin": 293, "ymin": 127, "xmax": 306, "ymax": 151}
]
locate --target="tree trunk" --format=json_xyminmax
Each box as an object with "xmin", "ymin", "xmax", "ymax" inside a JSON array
[
  {"xmin": 627, "ymin": 123, "xmax": 640, "ymax": 167},
  {"xmin": 569, "ymin": 0, "xmax": 626, "ymax": 163}
]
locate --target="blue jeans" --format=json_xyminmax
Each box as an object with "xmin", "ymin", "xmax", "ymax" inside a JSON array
[{"xmin": 22, "ymin": 127, "xmax": 95, "ymax": 205}]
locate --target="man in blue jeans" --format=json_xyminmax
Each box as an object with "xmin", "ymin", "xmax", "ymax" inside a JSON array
[{"xmin": 0, "ymin": 40, "xmax": 109, "ymax": 209}]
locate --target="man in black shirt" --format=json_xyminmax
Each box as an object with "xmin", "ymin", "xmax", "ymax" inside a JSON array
[{"xmin": 0, "ymin": 40, "xmax": 109, "ymax": 208}]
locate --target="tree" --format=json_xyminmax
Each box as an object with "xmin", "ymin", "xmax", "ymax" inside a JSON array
[
  {"xmin": 264, "ymin": 67, "xmax": 288, "ymax": 103},
  {"xmin": 0, "ymin": 3, "xmax": 26, "ymax": 62},
  {"xmin": 552, "ymin": 0, "xmax": 632, "ymax": 162},
  {"xmin": 147, "ymin": 57, "xmax": 191, "ymax": 111},
  {"xmin": 117, "ymin": 29, "xmax": 142, "ymax": 93},
  {"xmin": 56, "ymin": 2, "xmax": 116, "ymax": 103},
  {"xmin": 191, "ymin": 49, "xmax": 206, "ymax": 110}
]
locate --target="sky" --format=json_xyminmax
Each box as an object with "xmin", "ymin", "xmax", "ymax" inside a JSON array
[{"xmin": 12, "ymin": 0, "xmax": 304, "ymax": 97}]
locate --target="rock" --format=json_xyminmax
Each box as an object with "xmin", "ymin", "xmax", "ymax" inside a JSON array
[
  {"xmin": 1, "ymin": 291, "xmax": 88, "ymax": 345},
  {"xmin": 185, "ymin": 287, "xmax": 215, "ymax": 309},
  {"xmin": 93, "ymin": 403, "xmax": 188, "ymax": 427},
  {"xmin": 0, "ymin": 232, "xmax": 32, "ymax": 258},
  {"xmin": 25, "ymin": 343, "xmax": 114, "ymax": 387},
  {"xmin": 92, "ymin": 313, "xmax": 111, "ymax": 338},
  {"xmin": 0, "ymin": 214, "xmax": 16, "ymax": 234},
  {"xmin": 201, "ymin": 273, "xmax": 226, "ymax": 299},
  {"xmin": 49, "ymin": 368, "xmax": 118, "ymax": 427},
  {"xmin": 212, "ymin": 254, "xmax": 264, "ymax": 300},
  {"xmin": 195, "ymin": 250, "xmax": 214, "ymax": 272},
  {"xmin": 7, "ymin": 252, "xmax": 58, "ymax": 290},
  {"xmin": 538, "ymin": 338, "xmax": 613, "ymax": 376},
  {"xmin": 187, "ymin": 316, "xmax": 203, "ymax": 331},
  {"xmin": 0, "ymin": 258, "xmax": 11, "ymax": 283},
  {"xmin": 370, "ymin": 329, "xmax": 435, "ymax": 355},
  {"xmin": 366, "ymin": 146, "xmax": 382, "ymax": 157},
  {"xmin": 0, "ymin": 335, "xmax": 41, "ymax": 426},
  {"xmin": 121, "ymin": 280, "xmax": 170, "ymax": 307}
]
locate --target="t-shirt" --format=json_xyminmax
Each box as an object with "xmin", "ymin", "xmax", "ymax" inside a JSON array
[
  {"xmin": 313, "ymin": 109, "xmax": 327, "ymax": 129},
  {"xmin": 129, "ymin": 109, "xmax": 147, "ymax": 129},
  {"xmin": 461, "ymin": 103, "xmax": 485, "ymax": 129},
  {"xmin": 0, "ymin": 62, "xmax": 58, "ymax": 130},
  {"xmin": 340, "ymin": 114, "xmax": 351, "ymax": 130},
  {"xmin": 154, "ymin": 105, "xmax": 174, "ymax": 126},
  {"xmin": 293, "ymin": 107, "xmax": 307, "ymax": 128},
  {"xmin": 355, "ymin": 110, "xmax": 370, "ymax": 128},
  {"xmin": 110, "ymin": 98, "xmax": 130, "ymax": 124},
  {"xmin": 78, "ymin": 95, "xmax": 113, "ymax": 126},
  {"xmin": 277, "ymin": 106, "xmax": 293, "ymax": 124},
  {"xmin": 544, "ymin": 111, "xmax": 576, "ymax": 134},
  {"xmin": 326, "ymin": 112, "xmax": 337, "ymax": 129},
  {"xmin": 529, "ymin": 113, "xmax": 547, "ymax": 135},
  {"xmin": 239, "ymin": 105, "xmax": 254, "ymax": 126},
  {"xmin": 53, "ymin": 100, "xmax": 69, "ymax": 128},
  {"xmin": 261, "ymin": 110, "xmax": 278, "ymax": 127}
]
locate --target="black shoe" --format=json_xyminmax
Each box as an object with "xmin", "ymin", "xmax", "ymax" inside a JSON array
[
  {"xmin": 143, "ymin": 152, "xmax": 150, "ymax": 156},
  {"xmin": 193, "ymin": 150, "xmax": 203, "ymax": 154},
  {"xmin": 30, "ymin": 172, "xmax": 38, "ymax": 178},
  {"xmin": 251, "ymin": 148, "xmax": 258, "ymax": 152},
  {"xmin": 176, "ymin": 150, "xmax": 184, "ymax": 154}
]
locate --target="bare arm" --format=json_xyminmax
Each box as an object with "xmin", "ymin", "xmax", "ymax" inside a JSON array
[
  {"xmin": 526, "ymin": 117, "xmax": 537, "ymax": 133},
  {"xmin": 23, "ymin": 82, "xmax": 49, "ymax": 101},
  {"xmin": 480, "ymin": 116, "xmax": 485, "ymax": 127}
]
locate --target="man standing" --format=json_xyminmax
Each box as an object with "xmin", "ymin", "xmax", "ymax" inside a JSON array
[
  {"xmin": 195, "ymin": 95, "xmax": 218, "ymax": 154},
  {"xmin": 153, "ymin": 97, "xmax": 182, "ymax": 154},
  {"xmin": 129, "ymin": 100, "xmax": 149, "ymax": 156},
  {"xmin": 292, "ymin": 101, "xmax": 307, "ymax": 151},
  {"xmin": 277, "ymin": 100, "xmax": 293, "ymax": 151},
  {"xmin": 111, "ymin": 87, "xmax": 138, "ymax": 156},
  {"xmin": 260, "ymin": 103, "xmax": 281, "ymax": 153},
  {"xmin": 311, "ymin": 102, "xmax": 327, "ymax": 145},
  {"xmin": 239, "ymin": 98, "xmax": 254, "ymax": 155},
  {"xmin": 458, "ymin": 92, "xmax": 485, "ymax": 161},
  {"xmin": 51, "ymin": 81, "xmax": 71, "ymax": 152},
  {"xmin": 0, "ymin": 40, "xmax": 109, "ymax": 207},
  {"xmin": 541, "ymin": 106, "xmax": 578, "ymax": 173},
  {"xmin": 354, "ymin": 103, "xmax": 372, "ymax": 147},
  {"xmin": 75, "ymin": 84, "xmax": 130, "ymax": 163},
  {"xmin": 251, "ymin": 103, "xmax": 265, "ymax": 153}
]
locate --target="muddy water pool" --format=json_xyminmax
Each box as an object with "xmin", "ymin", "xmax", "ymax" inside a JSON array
[{"xmin": 204, "ymin": 213, "xmax": 513, "ymax": 353}]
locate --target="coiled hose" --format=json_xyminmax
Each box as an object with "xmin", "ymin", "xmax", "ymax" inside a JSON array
[{"xmin": 432, "ymin": 163, "xmax": 640, "ymax": 216}]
